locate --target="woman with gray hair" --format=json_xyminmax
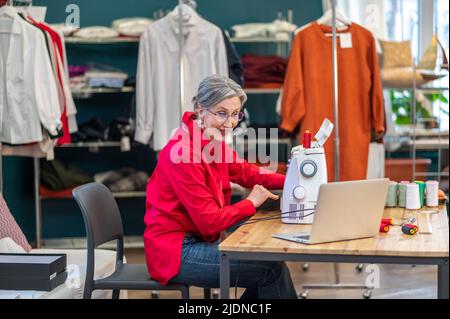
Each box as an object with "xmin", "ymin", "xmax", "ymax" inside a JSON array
[{"xmin": 143, "ymin": 75, "xmax": 297, "ymax": 299}]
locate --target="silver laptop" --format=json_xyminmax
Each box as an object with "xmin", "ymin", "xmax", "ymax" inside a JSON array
[{"xmin": 273, "ymin": 179, "xmax": 389, "ymax": 245}]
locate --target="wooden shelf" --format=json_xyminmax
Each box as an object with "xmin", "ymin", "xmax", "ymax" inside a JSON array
[
  {"xmin": 71, "ymin": 86, "xmax": 135, "ymax": 94},
  {"xmin": 65, "ymin": 36, "xmax": 139, "ymax": 44},
  {"xmin": 57, "ymin": 141, "xmax": 123, "ymax": 148},
  {"xmin": 244, "ymin": 88, "xmax": 282, "ymax": 94},
  {"xmin": 65, "ymin": 36, "xmax": 290, "ymax": 45}
]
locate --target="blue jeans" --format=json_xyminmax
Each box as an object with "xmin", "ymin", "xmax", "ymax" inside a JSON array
[{"xmin": 170, "ymin": 234, "xmax": 298, "ymax": 299}]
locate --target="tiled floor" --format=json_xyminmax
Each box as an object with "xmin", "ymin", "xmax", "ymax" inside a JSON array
[{"xmin": 124, "ymin": 248, "xmax": 437, "ymax": 299}]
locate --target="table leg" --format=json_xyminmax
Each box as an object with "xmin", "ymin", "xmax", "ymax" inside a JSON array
[
  {"xmin": 438, "ymin": 260, "xmax": 449, "ymax": 299},
  {"xmin": 220, "ymin": 252, "xmax": 230, "ymax": 299}
]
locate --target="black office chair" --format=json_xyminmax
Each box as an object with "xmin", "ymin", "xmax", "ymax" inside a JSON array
[{"xmin": 73, "ymin": 182, "xmax": 191, "ymax": 299}]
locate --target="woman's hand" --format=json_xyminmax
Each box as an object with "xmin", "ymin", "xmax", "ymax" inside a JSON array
[{"xmin": 247, "ymin": 185, "xmax": 279, "ymax": 209}]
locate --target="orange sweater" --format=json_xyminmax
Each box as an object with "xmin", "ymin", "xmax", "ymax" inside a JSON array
[{"xmin": 281, "ymin": 22, "xmax": 385, "ymax": 182}]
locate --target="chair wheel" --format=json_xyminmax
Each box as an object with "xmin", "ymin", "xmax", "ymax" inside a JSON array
[
  {"xmin": 302, "ymin": 263, "xmax": 310, "ymax": 272},
  {"xmin": 356, "ymin": 264, "xmax": 364, "ymax": 272},
  {"xmin": 299, "ymin": 290, "xmax": 309, "ymax": 299},
  {"xmin": 363, "ymin": 290, "xmax": 372, "ymax": 299},
  {"xmin": 151, "ymin": 291, "xmax": 159, "ymax": 299}
]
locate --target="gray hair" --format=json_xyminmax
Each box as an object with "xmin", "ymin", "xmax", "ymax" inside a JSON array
[{"xmin": 192, "ymin": 75, "xmax": 247, "ymax": 111}]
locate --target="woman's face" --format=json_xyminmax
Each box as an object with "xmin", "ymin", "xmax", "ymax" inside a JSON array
[{"xmin": 198, "ymin": 96, "xmax": 241, "ymax": 140}]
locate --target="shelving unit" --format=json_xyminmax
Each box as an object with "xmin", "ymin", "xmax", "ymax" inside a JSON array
[
  {"xmin": 70, "ymin": 86, "xmax": 281, "ymax": 99},
  {"xmin": 65, "ymin": 36, "xmax": 290, "ymax": 44},
  {"xmin": 33, "ymin": 27, "xmax": 294, "ymax": 248},
  {"xmin": 71, "ymin": 86, "xmax": 135, "ymax": 99},
  {"xmin": 65, "ymin": 35, "xmax": 291, "ymax": 57},
  {"xmin": 385, "ymin": 74, "xmax": 449, "ymax": 181},
  {"xmin": 34, "ymin": 140, "xmax": 148, "ymax": 248},
  {"xmin": 410, "ymin": 75, "xmax": 449, "ymax": 181},
  {"xmin": 244, "ymin": 88, "xmax": 282, "ymax": 94},
  {"xmin": 65, "ymin": 36, "xmax": 140, "ymax": 44}
]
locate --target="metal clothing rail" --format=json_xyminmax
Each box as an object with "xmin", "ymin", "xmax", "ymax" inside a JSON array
[
  {"xmin": 331, "ymin": 0, "xmax": 340, "ymax": 182},
  {"xmin": 299, "ymin": 0, "xmax": 373, "ymax": 299}
]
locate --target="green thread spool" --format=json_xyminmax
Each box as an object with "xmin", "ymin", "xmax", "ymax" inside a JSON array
[
  {"xmin": 415, "ymin": 181, "xmax": 425, "ymax": 208},
  {"xmin": 398, "ymin": 181, "xmax": 409, "ymax": 208},
  {"xmin": 386, "ymin": 182, "xmax": 398, "ymax": 207}
]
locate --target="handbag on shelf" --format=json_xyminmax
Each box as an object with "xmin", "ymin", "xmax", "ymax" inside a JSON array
[{"xmin": 380, "ymin": 35, "xmax": 448, "ymax": 88}]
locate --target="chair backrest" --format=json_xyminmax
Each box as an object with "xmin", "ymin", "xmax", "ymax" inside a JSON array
[{"xmin": 73, "ymin": 183, "xmax": 124, "ymax": 250}]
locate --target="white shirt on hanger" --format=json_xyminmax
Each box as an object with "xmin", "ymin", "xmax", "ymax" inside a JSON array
[
  {"xmin": 135, "ymin": 8, "xmax": 228, "ymax": 151},
  {"xmin": 0, "ymin": 6, "xmax": 62, "ymax": 145}
]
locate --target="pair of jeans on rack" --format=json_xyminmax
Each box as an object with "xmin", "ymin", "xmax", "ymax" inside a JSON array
[{"xmin": 170, "ymin": 234, "xmax": 298, "ymax": 299}]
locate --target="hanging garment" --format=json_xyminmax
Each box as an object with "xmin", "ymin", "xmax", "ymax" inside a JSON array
[
  {"xmin": 144, "ymin": 112, "xmax": 286, "ymax": 285},
  {"xmin": 29, "ymin": 18, "xmax": 72, "ymax": 145},
  {"xmin": 281, "ymin": 22, "xmax": 385, "ymax": 182},
  {"xmin": 135, "ymin": 7, "xmax": 228, "ymax": 151},
  {"xmin": 221, "ymin": 28, "xmax": 244, "ymax": 86},
  {"xmin": 0, "ymin": 6, "xmax": 62, "ymax": 144},
  {"xmin": 56, "ymin": 29, "xmax": 78, "ymax": 134},
  {"xmin": 37, "ymin": 22, "xmax": 77, "ymax": 136}
]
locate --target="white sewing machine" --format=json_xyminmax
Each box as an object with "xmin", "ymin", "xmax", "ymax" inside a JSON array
[{"xmin": 281, "ymin": 119, "xmax": 334, "ymax": 224}]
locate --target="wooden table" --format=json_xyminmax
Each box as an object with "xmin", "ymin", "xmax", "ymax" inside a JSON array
[{"xmin": 219, "ymin": 207, "xmax": 449, "ymax": 299}]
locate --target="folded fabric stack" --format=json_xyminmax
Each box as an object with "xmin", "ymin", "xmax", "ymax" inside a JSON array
[
  {"xmin": 71, "ymin": 117, "xmax": 134, "ymax": 143},
  {"xmin": 71, "ymin": 117, "xmax": 107, "ymax": 143},
  {"xmin": 106, "ymin": 117, "xmax": 135, "ymax": 142},
  {"xmin": 69, "ymin": 64, "xmax": 129, "ymax": 91},
  {"xmin": 85, "ymin": 70, "xmax": 128, "ymax": 89},
  {"xmin": 73, "ymin": 26, "xmax": 119, "ymax": 39},
  {"xmin": 40, "ymin": 159, "xmax": 94, "ymax": 197},
  {"xmin": 242, "ymin": 54, "xmax": 288, "ymax": 88},
  {"xmin": 231, "ymin": 20, "xmax": 297, "ymax": 40},
  {"xmin": 111, "ymin": 17, "xmax": 154, "ymax": 37},
  {"xmin": 50, "ymin": 23, "xmax": 80, "ymax": 37},
  {"xmin": 94, "ymin": 168, "xmax": 149, "ymax": 193}
]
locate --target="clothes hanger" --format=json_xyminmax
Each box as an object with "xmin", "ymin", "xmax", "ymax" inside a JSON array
[
  {"xmin": 0, "ymin": 1, "xmax": 16, "ymax": 35},
  {"xmin": 170, "ymin": 3, "xmax": 197, "ymax": 23},
  {"xmin": 317, "ymin": 9, "xmax": 352, "ymax": 27},
  {"xmin": 317, "ymin": 8, "xmax": 352, "ymax": 37},
  {"xmin": 0, "ymin": 1, "xmax": 17, "ymax": 19}
]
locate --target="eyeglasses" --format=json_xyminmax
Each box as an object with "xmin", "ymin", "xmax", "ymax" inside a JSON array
[{"xmin": 205, "ymin": 109, "xmax": 245, "ymax": 122}]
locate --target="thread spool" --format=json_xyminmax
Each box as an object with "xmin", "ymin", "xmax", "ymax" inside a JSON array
[
  {"xmin": 385, "ymin": 182, "xmax": 398, "ymax": 207},
  {"xmin": 398, "ymin": 181, "xmax": 409, "ymax": 208},
  {"xmin": 426, "ymin": 181, "xmax": 439, "ymax": 207},
  {"xmin": 303, "ymin": 131, "xmax": 312, "ymax": 149},
  {"xmin": 406, "ymin": 183, "xmax": 421, "ymax": 210},
  {"xmin": 415, "ymin": 181, "xmax": 425, "ymax": 208}
]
